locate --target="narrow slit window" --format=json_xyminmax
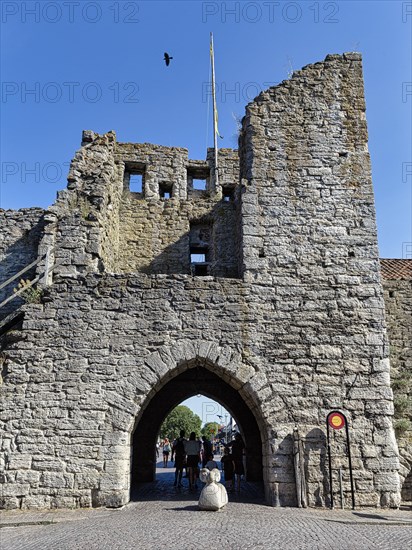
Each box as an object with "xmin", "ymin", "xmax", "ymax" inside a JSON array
[{"xmin": 189, "ymin": 222, "xmax": 211, "ymax": 276}]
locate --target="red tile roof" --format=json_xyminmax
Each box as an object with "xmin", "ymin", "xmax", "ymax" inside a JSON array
[{"xmin": 380, "ymin": 259, "xmax": 412, "ymax": 280}]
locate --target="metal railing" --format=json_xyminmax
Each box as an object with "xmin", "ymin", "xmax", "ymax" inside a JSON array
[{"xmin": 0, "ymin": 247, "xmax": 60, "ymax": 310}]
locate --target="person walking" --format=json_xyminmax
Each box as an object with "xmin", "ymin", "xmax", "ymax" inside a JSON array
[
  {"xmin": 171, "ymin": 438, "xmax": 177, "ymax": 462},
  {"xmin": 184, "ymin": 432, "xmax": 201, "ymax": 491},
  {"xmin": 220, "ymin": 447, "xmax": 235, "ymax": 492},
  {"xmin": 162, "ymin": 437, "xmax": 171, "ymax": 468},
  {"xmin": 227, "ymin": 432, "xmax": 245, "ymax": 493},
  {"xmin": 201, "ymin": 435, "xmax": 213, "ymax": 467},
  {"xmin": 172, "ymin": 430, "xmax": 187, "ymax": 487}
]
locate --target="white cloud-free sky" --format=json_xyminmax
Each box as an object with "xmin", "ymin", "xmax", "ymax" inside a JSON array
[{"xmin": 181, "ymin": 395, "xmax": 231, "ymax": 427}]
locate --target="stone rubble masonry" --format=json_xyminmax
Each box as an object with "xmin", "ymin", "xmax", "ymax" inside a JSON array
[
  {"xmin": 381, "ymin": 261, "xmax": 412, "ymax": 502},
  {"xmin": 0, "ymin": 53, "xmax": 409, "ymax": 511},
  {"xmin": 114, "ymin": 144, "xmax": 240, "ymax": 276}
]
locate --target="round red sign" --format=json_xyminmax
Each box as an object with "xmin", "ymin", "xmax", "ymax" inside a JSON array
[{"xmin": 328, "ymin": 412, "xmax": 346, "ymax": 430}]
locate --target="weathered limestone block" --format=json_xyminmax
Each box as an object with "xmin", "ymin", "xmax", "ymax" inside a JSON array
[
  {"xmin": 40, "ymin": 471, "xmax": 73, "ymax": 489},
  {"xmin": 7, "ymin": 454, "xmax": 32, "ymax": 470}
]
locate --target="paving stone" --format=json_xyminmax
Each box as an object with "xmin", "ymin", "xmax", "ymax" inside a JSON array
[{"xmin": 0, "ymin": 465, "xmax": 411, "ymax": 550}]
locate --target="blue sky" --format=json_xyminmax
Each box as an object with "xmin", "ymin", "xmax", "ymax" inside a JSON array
[
  {"xmin": 1, "ymin": 1, "xmax": 411, "ymax": 259},
  {"xmin": 181, "ymin": 395, "xmax": 231, "ymax": 428}
]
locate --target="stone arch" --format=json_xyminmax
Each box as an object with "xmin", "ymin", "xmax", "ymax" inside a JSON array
[
  {"xmin": 128, "ymin": 340, "xmax": 270, "ymax": 499},
  {"xmin": 138, "ymin": 339, "xmax": 266, "ymax": 410},
  {"xmin": 131, "ymin": 365, "xmax": 264, "ymax": 486},
  {"xmin": 94, "ymin": 340, "xmax": 272, "ymax": 508}
]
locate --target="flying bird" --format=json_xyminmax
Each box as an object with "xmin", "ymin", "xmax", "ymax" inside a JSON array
[{"xmin": 164, "ymin": 52, "xmax": 173, "ymax": 66}]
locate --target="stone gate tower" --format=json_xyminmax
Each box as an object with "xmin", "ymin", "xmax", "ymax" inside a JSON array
[{"xmin": 1, "ymin": 53, "xmax": 407, "ymax": 510}]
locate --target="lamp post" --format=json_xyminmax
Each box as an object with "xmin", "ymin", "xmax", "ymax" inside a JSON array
[
  {"xmin": 224, "ymin": 414, "xmax": 228, "ymax": 444},
  {"xmin": 217, "ymin": 415, "xmax": 223, "ymax": 448}
]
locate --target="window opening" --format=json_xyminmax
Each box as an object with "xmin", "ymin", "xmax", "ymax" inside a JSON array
[
  {"xmin": 190, "ymin": 252, "xmax": 206, "ymax": 264},
  {"xmin": 222, "ymin": 186, "xmax": 235, "ymax": 201},
  {"xmin": 189, "ymin": 224, "xmax": 210, "ymax": 277},
  {"xmin": 190, "ymin": 248, "xmax": 209, "ymax": 275},
  {"xmin": 159, "ymin": 182, "xmax": 173, "ymax": 199},
  {"xmin": 192, "ymin": 263, "xmax": 208, "ymax": 276},
  {"xmin": 187, "ymin": 166, "xmax": 210, "ymax": 196},
  {"xmin": 124, "ymin": 162, "xmax": 146, "ymax": 196},
  {"xmin": 130, "ymin": 174, "xmax": 143, "ymax": 193},
  {"xmin": 193, "ymin": 179, "xmax": 207, "ymax": 191}
]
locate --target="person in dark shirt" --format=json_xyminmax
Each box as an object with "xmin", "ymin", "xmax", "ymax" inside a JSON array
[
  {"xmin": 227, "ymin": 433, "xmax": 245, "ymax": 493},
  {"xmin": 201, "ymin": 436, "xmax": 213, "ymax": 467},
  {"xmin": 172, "ymin": 430, "xmax": 187, "ymax": 487},
  {"xmin": 220, "ymin": 447, "xmax": 235, "ymax": 492}
]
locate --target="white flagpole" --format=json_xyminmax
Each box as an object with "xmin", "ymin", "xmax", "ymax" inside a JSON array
[{"xmin": 210, "ymin": 32, "xmax": 219, "ymax": 188}]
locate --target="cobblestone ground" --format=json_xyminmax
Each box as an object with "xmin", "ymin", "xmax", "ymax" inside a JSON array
[{"xmin": 1, "ymin": 461, "xmax": 411, "ymax": 550}]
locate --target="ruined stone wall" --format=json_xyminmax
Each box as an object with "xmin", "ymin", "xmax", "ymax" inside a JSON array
[
  {"xmin": 114, "ymin": 144, "xmax": 240, "ymax": 276},
  {"xmin": 30, "ymin": 131, "xmax": 122, "ymax": 282},
  {"xmin": 0, "ymin": 209, "xmax": 45, "ymax": 318},
  {"xmin": 381, "ymin": 261, "xmax": 412, "ymax": 501},
  {"xmin": 238, "ymin": 53, "xmax": 400, "ymax": 506},
  {"xmin": 54, "ymin": 130, "xmax": 121, "ymax": 278},
  {"xmin": 0, "ymin": 267, "xmax": 403, "ymax": 510},
  {"xmin": 0, "ymin": 53, "xmax": 406, "ymax": 511},
  {"xmin": 0, "ymin": 276, "xmax": 259, "ymax": 509},
  {"xmin": 36, "ymin": 135, "xmax": 240, "ymax": 279},
  {"xmin": 116, "ymin": 197, "xmax": 239, "ymax": 276}
]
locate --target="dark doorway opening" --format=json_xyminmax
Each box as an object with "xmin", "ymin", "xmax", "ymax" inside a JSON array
[{"xmin": 131, "ymin": 366, "xmax": 263, "ymax": 495}]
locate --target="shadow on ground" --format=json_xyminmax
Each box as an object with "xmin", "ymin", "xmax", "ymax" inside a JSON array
[{"xmin": 130, "ymin": 460, "xmax": 265, "ymax": 506}]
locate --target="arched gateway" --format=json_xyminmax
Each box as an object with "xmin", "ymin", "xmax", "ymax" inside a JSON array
[
  {"xmin": 0, "ymin": 53, "xmax": 406, "ymax": 510},
  {"xmin": 131, "ymin": 363, "xmax": 263, "ymax": 487}
]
